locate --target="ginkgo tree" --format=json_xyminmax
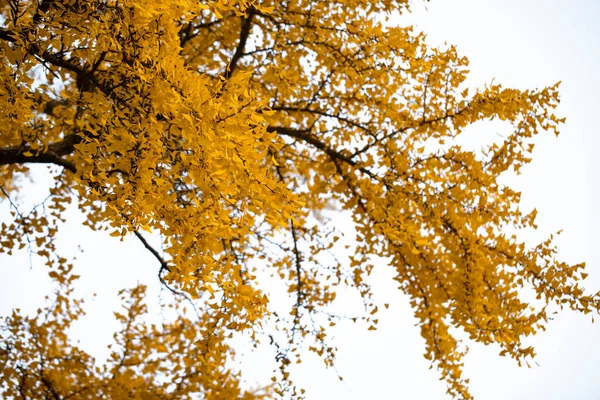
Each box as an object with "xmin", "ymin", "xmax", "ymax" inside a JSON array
[{"xmin": 0, "ymin": 0, "xmax": 598, "ymax": 398}]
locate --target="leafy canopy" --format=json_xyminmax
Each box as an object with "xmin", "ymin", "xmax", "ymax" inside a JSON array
[{"xmin": 1, "ymin": 0, "xmax": 598, "ymax": 398}]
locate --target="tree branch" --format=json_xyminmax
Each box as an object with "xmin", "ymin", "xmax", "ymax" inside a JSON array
[
  {"xmin": 268, "ymin": 125, "xmax": 380, "ymax": 180},
  {"xmin": 133, "ymin": 230, "xmax": 170, "ymax": 274},
  {"xmin": 0, "ymin": 28, "xmax": 112, "ymax": 97},
  {"xmin": 0, "ymin": 134, "xmax": 79, "ymax": 173},
  {"xmin": 133, "ymin": 230, "xmax": 202, "ymax": 319},
  {"xmin": 270, "ymin": 105, "xmax": 374, "ymax": 135},
  {"xmin": 224, "ymin": 8, "xmax": 256, "ymax": 78},
  {"xmin": 0, "ymin": 28, "xmax": 16, "ymax": 42}
]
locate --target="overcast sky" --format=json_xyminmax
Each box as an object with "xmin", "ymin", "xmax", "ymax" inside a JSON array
[{"xmin": 1, "ymin": 1, "xmax": 600, "ymax": 399}]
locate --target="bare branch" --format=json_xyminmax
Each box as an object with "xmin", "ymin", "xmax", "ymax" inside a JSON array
[
  {"xmin": 133, "ymin": 230, "xmax": 170, "ymax": 274},
  {"xmin": 133, "ymin": 230, "xmax": 202, "ymax": 319}
]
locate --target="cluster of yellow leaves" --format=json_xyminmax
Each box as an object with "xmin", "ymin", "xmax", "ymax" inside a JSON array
[
  {"xmin": 0, "ymin": 263, "xmax": 270, "ymax": 399},
  {"xmin": 1, "ymin": 0, "xmax": 599, "ymax": 398}
]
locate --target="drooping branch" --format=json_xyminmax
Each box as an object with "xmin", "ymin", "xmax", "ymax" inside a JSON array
[
  {"xmin": 133, "ymin": 230, "xmax": 201, "ymax": 319},
  {"xmin": 133, "ymin": 230, "xmax": 170, "ymax": 275}
]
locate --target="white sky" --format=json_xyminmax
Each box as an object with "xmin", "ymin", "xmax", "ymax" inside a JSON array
[{"xmin": 1, "ymin": 1, "xmax": 600, "ymax": 399}]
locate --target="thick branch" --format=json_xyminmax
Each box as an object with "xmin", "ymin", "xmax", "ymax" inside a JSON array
[
  {"xmin": 268, "ymin": 125, "xmax": 380, "ymax": 180},
  {"xmin": 225, "ymin": 8, "xmax": 256, "ymax": 78},
  {"xmin": 0, "ymin": 28, "xmax": 111, "ymax": 97},
  {"xmin": 268, "ymin": 126, "xmax": 356, "ymax": 166},
  {"xmin": 0, "ymin": 134, "xmax": 79, "ymax": 173},
  {"xmin": 42, "ymin": 99, "xmax": 70, "ymax": 115},
  {"xmin": 0, "ymin": 28, "xmax": 15, "ymax": 42}
]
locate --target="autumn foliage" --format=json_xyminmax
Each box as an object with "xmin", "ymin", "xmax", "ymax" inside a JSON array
[{"xmin": 0, "ymin": 0, "xmax": 598, "ymax": 398}]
